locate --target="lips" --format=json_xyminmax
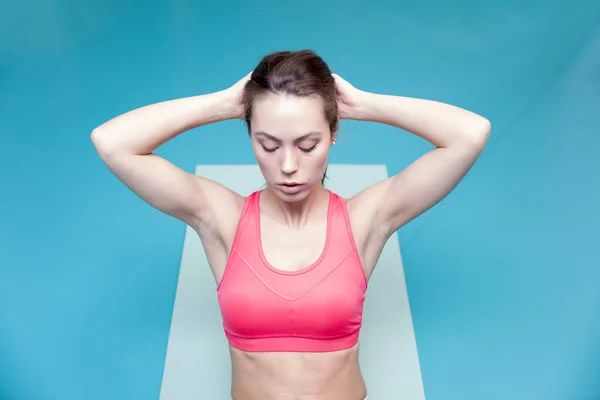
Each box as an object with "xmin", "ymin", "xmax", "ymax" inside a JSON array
[{"xmin": 277, "ymin": 182, "xmax": 304, "ymax": 194}]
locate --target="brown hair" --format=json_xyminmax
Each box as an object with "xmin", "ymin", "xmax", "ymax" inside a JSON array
[{"xmin": 243, "ymin": 49, "xmax": 338, "ymax": 184}]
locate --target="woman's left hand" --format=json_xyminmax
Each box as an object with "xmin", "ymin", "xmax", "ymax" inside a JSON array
[{"xmin": 332, "ymin": 73, "xmax": 367, "ymax": 120}]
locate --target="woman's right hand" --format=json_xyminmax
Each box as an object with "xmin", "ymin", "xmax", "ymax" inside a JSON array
[{"xmin": 223, "ymin": 72, "xmax": 252, "ymax": 120}]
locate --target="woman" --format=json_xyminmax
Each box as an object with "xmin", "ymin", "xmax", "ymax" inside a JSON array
[{"xmin": 91, "ymin": 50, "xmax": 490, "ymax": 400}]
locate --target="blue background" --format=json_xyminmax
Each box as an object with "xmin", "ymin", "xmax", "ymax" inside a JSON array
[{"xmin": 1, "ymin": 1, "xmax": 600, "ymax": 399}]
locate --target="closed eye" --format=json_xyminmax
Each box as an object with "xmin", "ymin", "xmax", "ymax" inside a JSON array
[
  {"xmin": 262, "ymin": 145, "xmax": 278, "ymax": 153},
  {"xmin": 299, "ymin": 144, "xmax": 317, "ymax": 153}
]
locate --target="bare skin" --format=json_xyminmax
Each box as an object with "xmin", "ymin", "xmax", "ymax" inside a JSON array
[
  {"xmin": 91, "ymin": 71, "xmax": 490, "ymax": 399},
  {"xmin": 213, "ymin": 186, "xmax": 380, "ymax": 400}
]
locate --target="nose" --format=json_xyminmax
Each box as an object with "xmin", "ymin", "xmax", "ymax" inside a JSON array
[{"xmin": 281, "ymin": 149, "xmax": 299, "ymax": 175}]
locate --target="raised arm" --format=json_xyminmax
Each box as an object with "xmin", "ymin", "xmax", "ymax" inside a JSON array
[
  {"xmin": 336, "ymin": 74, "xmax": 491, "ymax": 237},
  {"xmin": 91, "ymin": 74, "xmax": 249, "ymax": 230}
]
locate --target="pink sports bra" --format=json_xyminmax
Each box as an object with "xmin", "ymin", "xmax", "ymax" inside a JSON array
[{"xmin": 216, "ymin": 189, "xmax": 368, "ymax": 352}]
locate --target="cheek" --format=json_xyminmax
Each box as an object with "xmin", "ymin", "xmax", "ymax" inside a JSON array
[
  {"xmin": 315, "ymin": 146, "xmax": 330, "ymax": 165},
  {"xmin": 307, "ymin": 147, "xmax": 330, "ymax": 176},
  {"xmin": 253, "ymin": 150, "xmax": 276, "ymax": 178}
]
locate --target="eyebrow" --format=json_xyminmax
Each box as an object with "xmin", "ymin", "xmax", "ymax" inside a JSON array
[{"xmin": 254, "ymin": 131, "xmax": 322, "ymax": 143}]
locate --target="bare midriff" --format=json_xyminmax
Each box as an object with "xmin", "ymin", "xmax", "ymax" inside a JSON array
[{"xmin": 229, "ymin": 342, "xmax": 367, "ymax": 400}]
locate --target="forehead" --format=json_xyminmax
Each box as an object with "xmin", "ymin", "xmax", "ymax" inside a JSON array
[{"xmin": 251, "ymin": 93, "xmax": 328, "ymax": 138}]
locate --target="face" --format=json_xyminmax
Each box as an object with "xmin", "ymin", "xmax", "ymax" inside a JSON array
[{"xmin": 249, "ymin": 93, "xmax": 335, "ymax": 201}]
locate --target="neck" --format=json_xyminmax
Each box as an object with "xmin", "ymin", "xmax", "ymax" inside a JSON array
[{"xmin": 262, "ymin": 185, "xmax": 329, "ymax": 229}]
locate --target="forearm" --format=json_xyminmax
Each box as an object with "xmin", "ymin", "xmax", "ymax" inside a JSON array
[
  {"xmin": 355, "ymin": 92, "xmax": 490, "ymax": 148},
  {"xmin": 91, "ymin": 90, "xmax": 237, "ymax": 156}
]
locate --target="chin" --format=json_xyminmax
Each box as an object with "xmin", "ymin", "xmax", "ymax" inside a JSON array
[{"xmin": 271, "ymin": 183, "xmax": 311, "ymax": 202}]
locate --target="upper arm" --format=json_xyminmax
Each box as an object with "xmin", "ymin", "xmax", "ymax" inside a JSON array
[
  {"xmin": 350, "ymin": 131, "xmax": 490, "ymax": 239},
  {"xmin": 92, "ymin": 136, "xmax": 241, "ymax": 232}
]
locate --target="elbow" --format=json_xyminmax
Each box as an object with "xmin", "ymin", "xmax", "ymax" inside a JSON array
[
  {"xmin": 479, "ymin": 117, "xmax": 491, "ymax": 143},
  {"xmin": 90, "ymin": 127, "xmax": 106, "ymax": 150},
  {"xmin": 466, "ymin": 117, "xmax": 491, "ymax": 147},
  {"xmin": 479, "ymin": 117, "xmax": 491, "ymax": 137},
  {"xmin": 90, "ymin": 127, "xmax": 101, "ymax": 145},
  {"xmin": 90, "ymin": 127, "xmax": 117, "ymax": 157}
]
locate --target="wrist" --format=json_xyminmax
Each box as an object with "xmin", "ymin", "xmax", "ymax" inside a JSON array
[
  {"xmin": 212, "ymin": 89, "xmax": 242, "ymax": 120},
  {"xmin": 353, "ymin": 91, "xmax": 379, "ymax": 121}
]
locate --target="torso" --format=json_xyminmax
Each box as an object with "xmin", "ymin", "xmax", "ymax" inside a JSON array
[{"xmin": 192, "ymin": 187, "xmax": 388, "ymax": 400}]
